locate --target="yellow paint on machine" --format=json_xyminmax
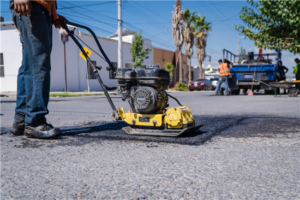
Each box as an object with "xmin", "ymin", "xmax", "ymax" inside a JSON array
[
  {"xmin": 118, "ymin": 108, "xmax": 164, "ymax": 127},
  {"xmin": 165, "ymin": 106, "xmax": 194, "ymax": 129},
  {"xmin": 118, "ymin": 106, "xmax": 194, "ymax": 129}
]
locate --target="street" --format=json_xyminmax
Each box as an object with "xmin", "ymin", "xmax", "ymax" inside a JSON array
[{"xmin": 1, "ymin": 92, "xmax": 300, "ymax": 199}]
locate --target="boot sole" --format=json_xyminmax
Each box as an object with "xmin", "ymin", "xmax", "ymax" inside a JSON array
[{"xmin": 24, "ymin": 128, "xmax": 62, "ymax": 139}]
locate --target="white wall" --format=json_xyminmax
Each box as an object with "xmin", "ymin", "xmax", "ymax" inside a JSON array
[
  {"xmin": 110, "ymin": 35, "xmax": 153, "ymax": 69},
  {"xmin": 0, "ymin": 22, "xmax": 22, "ymax": 92},
  {"xmin": 0, "ymin": 23, "xmax": 154, "ymax": 92}
]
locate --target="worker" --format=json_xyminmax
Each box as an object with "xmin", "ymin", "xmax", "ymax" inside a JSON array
[
  {"xmin": 294, "ymin": 58, "xmax": 300, "ymax": 90},
  {"xmin": 10, "ymin": 0, "xmax": 68, "ymax": 138},
  {"xmin": 215, "ymin": 59, "xmax": 232, "ymax": 96}
]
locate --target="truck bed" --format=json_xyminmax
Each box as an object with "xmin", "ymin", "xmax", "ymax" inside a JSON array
[{"xmin": 230, "ymin": 64, "xmax": 277, "ymax": 82}]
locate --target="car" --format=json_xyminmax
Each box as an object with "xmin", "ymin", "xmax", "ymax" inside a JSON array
[
  {"xmin": 189, "ymin": 79, "xmax": 214, "ymax": 91},
  {"xmin": 210, "ymin": 78, "xmax": 219, "ymax": 89}
]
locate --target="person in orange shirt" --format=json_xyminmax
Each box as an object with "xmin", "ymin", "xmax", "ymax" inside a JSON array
[
  {"xmin": 10, "ymin": 0, "xmax": 68, "ymax": 139},
  {"xmin": 215, "ymin": 59, "xmax": 232, "ymax": 96}
]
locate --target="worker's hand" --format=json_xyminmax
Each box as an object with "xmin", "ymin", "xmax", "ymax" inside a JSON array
[
  {"xmin": 53, "ymin": 14, "xmax": 68, "ymax": 29},
  {"xmin": 14, "ymin": 0, "xmax": 32, "ymax": 17}
]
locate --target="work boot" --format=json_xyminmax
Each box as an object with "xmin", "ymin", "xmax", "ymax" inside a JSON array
[
  {"xmin": 25, "ymin": 123, "xmax": 62, "ymax": 139},
  {"xmin": 10, "ymin": 125, "xmax": 25, "ymax": 136}
]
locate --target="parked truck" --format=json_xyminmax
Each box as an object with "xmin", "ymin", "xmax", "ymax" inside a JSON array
[{"xmin": 218, "ymin": 49, "xmax": 288, "ymax": 95}]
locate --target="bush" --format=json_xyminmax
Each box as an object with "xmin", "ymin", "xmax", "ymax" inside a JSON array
[{"xmin": 172, "ymin": 82, "xmax": 189, "ymax": 91}]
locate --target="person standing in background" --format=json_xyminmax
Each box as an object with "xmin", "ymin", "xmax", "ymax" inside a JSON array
[
  {"xmin": 215, "ymin": 59, "xmax": 232, "ymax": 96},
  {"xmin": 294, "ymin": 58, "xmax": 300, "ymax": 90}
]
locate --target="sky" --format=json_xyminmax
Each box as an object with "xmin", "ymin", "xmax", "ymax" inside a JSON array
[{"xmin": 1, "ymin": 0, "xmax": 299, "ymax": 75}]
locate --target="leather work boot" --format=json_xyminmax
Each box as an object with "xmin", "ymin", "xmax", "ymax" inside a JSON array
[
  {"xmin": 10, "ymin": 125, "xmax": 25, "ymax": 136},
  {"xmin": 25, "ymin": 123, "xmax": 62, "ymax": 139}
]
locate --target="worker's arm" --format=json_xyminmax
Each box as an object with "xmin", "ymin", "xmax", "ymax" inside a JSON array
[
  {"xmin": 53, "ymin": 14, "xmax": 68, "ymax": 28},
  {"xmin": 52, "ymin": 2, "xmax": 68, "ymax": 29}
]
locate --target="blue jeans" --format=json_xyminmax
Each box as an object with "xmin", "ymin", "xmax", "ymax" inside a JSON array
[
  {"xmin": 12, "ymin": 5, "xmax": 52, "ymax": 127},
  {"xmin": 215, "ymin": 76, "xmax": 229, "ymax": 95}
]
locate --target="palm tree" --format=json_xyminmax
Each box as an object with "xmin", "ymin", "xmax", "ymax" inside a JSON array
[
  {"xmin": 191, "ymin": 15, "xmax": 212, "ymax": 78},
  {"xmin": 183, "ymin": 9, "xmax": 196, "ymax": 83},
  {"xmin": 172, "ymin": 0, "xmax": 184, "ymax": 82}
]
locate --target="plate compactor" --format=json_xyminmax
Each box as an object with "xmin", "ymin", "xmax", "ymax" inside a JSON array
[{"xmin": 63, "ymin": 22, "xmax": 203, "ymax": 137}]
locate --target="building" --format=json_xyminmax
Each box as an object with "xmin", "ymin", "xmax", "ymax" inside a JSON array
[
  {"xmin": 204, "ymin": 64, "xmax": 219, "ymax": 80},
  {"xmin": 0, "ymin": 21, "xmax": 194, "ymax": 92},
  {"xmin": 153, "ymin": 47, "xmax": 189, "ymax": 84},
  {"xmin": 0, "ymin": 22, "xmax": 154, "ymax": 92}
]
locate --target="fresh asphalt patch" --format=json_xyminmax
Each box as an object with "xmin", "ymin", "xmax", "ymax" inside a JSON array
[
  {"xmin": 2, "ymin": 115, "xmax": 299, "ymax": 147},
  {"xmin": 56, "ymin": 115, "xmax": 244, "ymax": 145},
  {"xmin": 1, "ymin": 115, "xmax": 244, "ymax": 147},
  {"xmin": 219, "ymin": 117, "xmax": 300, "ymax": 138}
]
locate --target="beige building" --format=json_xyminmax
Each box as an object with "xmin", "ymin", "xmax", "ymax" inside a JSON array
[{"xmin": 153, "ymin": 47, "xmax": 193, "ymax": 84}]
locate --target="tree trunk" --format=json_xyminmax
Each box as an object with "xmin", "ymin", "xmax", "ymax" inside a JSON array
[
  {"xmin": 199, "ymin": 61, "xmax": 202, "ymax": 78},
  {"xmin": 179, "ymin": 50, "xmax": 183, "ymax": 82},
  {"xmin": 188, "ymin": 57, "xmax": 192, "ymax": 83}
]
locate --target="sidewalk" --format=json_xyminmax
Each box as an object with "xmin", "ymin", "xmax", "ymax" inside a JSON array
[{"xmin": 0, "ymin": 91, "xmax": 117, "ymax": 98}]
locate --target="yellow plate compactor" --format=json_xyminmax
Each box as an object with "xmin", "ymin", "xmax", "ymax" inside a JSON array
[{"xmin": 63, "ymin": 22, "xmax": 204, "ymax": 137}]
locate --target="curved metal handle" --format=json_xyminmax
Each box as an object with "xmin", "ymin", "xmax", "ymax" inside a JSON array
[
  {"xmin": 62, "ymin": 21, "xmax": 120, "ymax": 120},
  {"xmin": 63, "ymin": 21, "xmax": 116, "ymax": 71}
]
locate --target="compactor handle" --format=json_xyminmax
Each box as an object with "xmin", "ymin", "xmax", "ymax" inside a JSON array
[
  {"xmin": 63, "ymin": 21, "xmax": 117, "ymax": 74},
  {"xmin": 62, "ymin": 21, "xmax": 120, "ymax": 120}
]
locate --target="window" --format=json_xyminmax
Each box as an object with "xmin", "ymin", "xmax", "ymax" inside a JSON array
[
  {"xmin": 0, "ymin": 53, "xmax": 4, "ymax": 78},
  {"xmin": 125, "ymin": 63, "xmax": 132, "ymax": 69},
  {"xmin": 111, "ymin": 62, "xmax": 117, "ymax": 69},
  {"xmin": 87, "ymin": 61, "xmax": 97, "ymax": 79}
]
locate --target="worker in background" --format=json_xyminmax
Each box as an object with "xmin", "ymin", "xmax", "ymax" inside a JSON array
[
  {"xmin": 215, "ymin": 59, "xmax": 232, "ymax": 96},
  {"xmin": 294, "ymin": 58, "xmax": 300, "ymax": 90},
  {"xmin": 10, "ymin": 0, "xmax": 68, "ymax": 139}
]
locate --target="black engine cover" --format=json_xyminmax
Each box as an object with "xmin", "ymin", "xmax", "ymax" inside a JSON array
[{"xmin": 133, "ymin": 87, "xmax": 166, "ymax": 114}]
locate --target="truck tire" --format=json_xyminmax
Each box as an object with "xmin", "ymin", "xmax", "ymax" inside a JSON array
[
  {"xmin": 265, "ymin": 90, "xmax": 274, "ymax": 94},
  {"xmin": 234, "ymin": 90, "xmax": 240, "ymax": 95},
  {"xmin": 218, "ymin": 88, "xmax": 224, "ymax": 96}
]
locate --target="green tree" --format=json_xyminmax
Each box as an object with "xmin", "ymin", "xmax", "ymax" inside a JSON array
[
  {"xmin": 236, "ymin": 0, "xmax": 300, "ymax": 53},
  {"xmin": 130, "ymin": 32, "xmax": 152, "ymax": 68},
  {"xmin": 238, "ymin": 46, "xmax": 247, "ymax": 63},
  {"xmin": 164, "ymin": 62, "xmax": 174, "ymax": 78}
]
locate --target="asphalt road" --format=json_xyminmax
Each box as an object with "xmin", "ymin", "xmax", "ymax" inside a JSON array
[{"xmin": 1, "ymin": 91, "xmax": 300, "ymax": 199}]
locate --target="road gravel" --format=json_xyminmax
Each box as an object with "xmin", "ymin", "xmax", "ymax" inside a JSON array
[{"xmin": 1, "ymin": 92, "xmax": 300, "ymax": 199}]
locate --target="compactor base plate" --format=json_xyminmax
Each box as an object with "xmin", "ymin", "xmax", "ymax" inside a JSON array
[{"xmin": 122, "ymin": 124, "xmax": 204, "ymax": 137}]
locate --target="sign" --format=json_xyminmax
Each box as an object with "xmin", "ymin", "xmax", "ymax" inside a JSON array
[
  {"xmin": 61, "ymin": 34, "xmax": 69, "ymax": 42},
  {"xmin": 59, "ymin": 28, "xmax": 69, "ymax": 42},
  {"xmin": 79, "ymin": 47, "xmax": 92, "ymax": 61}
]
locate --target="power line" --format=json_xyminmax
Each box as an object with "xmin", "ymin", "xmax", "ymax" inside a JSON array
[
  {"xmin": 123, "ymin": 3, "xmax": 164, "ymax": 31},
  {"xmin": 196, "ymin": 0, "xmax": 233, "ymax": 28},
  {"xmin": 66, "ymin": 16, "xmax": 113, "ymax": 35},
  {"xmin": 208, "ymin": 0, "xmax": 237, "ymax": 25},
  {"xmin": 133, "ymin": 1, "xmax": 171, "ymax": 22},
  {"xmin": 57, "ymin": 1, "xmax": 115, "ymax": 10},
  {"xmin": 58, "ymin": 0, "xmax": 117, "ymax": 23}
]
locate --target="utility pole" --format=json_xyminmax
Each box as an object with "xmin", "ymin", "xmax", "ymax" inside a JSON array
[
  {"xmin": 63, "ymin": 41, "xmax": 67, "ymax": 92},
  {"xmin": 86, "ymin": 61, "xmax": 90, "ymax": 93},
  {"xmin": 237, "ymin": 36, "xmax": 245, "ymax": 55},
  {"xmin": 118, "ymin": 0, "xmax": 123, "ymax": 69},
  {"xmin": 60, "ymin": 30, "xmax": 69, "ymax": 92}
]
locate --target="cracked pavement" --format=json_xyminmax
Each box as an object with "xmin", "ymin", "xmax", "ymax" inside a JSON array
[{"xmin": 1, "ymin": 92, "xmax": 300, "ymax": 199}]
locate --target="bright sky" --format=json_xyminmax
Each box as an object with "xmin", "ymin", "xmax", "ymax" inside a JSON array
[{"xmin": 1, "ymin": 0, "xmax": 299, "ymax": 75}]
